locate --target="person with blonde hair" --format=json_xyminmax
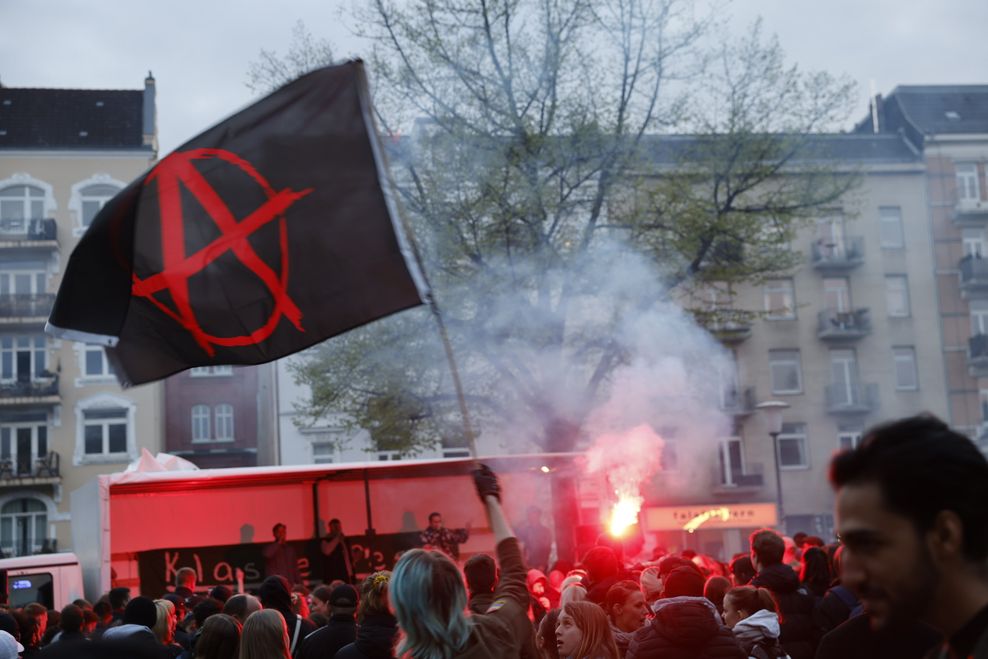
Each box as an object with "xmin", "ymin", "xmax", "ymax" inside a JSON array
[
  {"xmin": 389, "ymin": 465, "xmax": 531, "ymax": 659},
  {"xmin": 240, "ymin": 609, "xmax": 291, "ymax": 659},
  {"xmin": 336, "ymin": 571, "xmax": 397, "ymax": 659},
  {"xmin": 560, "ymin": 585, "xmax": 588, "ymax": 607},
  {"xmin": 152, "ymin": 598, "xmax": 182, "ymax": 654},
  {"xmin": 555, "ymin": 601, "xmax": 620, "ymax": 659}
]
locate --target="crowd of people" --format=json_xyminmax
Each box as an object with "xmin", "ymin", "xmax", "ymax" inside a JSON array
[{"xmin": 0, "ymin": 414, "xmax": 986, "ymax": 659}]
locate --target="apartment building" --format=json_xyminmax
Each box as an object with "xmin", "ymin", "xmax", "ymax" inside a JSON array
[
  {"xmin": 0, "ymin": 77, "xmax": 163, "ymax": 556},
  {"xmin": 858, "ymin": 86, "xmax": 988, "ymax": 445}
]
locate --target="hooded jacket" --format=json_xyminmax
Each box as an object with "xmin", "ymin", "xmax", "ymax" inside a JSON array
[
  {"xmin": 627, "ymin": 597, "xmax": 744, "ymax": 659},
  {"xmin": 260, "ymin": 576, "xmax": 318, "ymax": 657},
  {"xmin": 732, "ymin": 609, "xmax": 788, "ymax": 659},
  {"xmin": 750, "ymin": 564, "xmax": 816, "ymax": 659},
  {"xmin": 334, "ymin": 612, "xmax": 398, "ymax": 659},
  {"xmin": 611, "ymin": 622, "xmax": 636, "ymax": 658}
]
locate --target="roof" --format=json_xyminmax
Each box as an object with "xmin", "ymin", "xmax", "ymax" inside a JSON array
[
  {"xmin": 0, "ymin": 87, "xmax": 151, "ymax": 150},
  {"xmin": 854, "ymin": 85, "xmax": 988, "ymax": 138},
  {"xmin": 0, "ymin": 552, "xmax": 78, "ymax": 570}
]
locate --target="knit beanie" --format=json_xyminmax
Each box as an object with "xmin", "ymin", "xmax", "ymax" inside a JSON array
[{"xmin": 122, "ymin": 596, "xmax": 158, "ymax": 629}]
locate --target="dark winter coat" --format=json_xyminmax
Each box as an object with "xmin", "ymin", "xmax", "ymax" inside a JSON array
[
  {"xmin": 298, "ymin": 614, "xmax": 357, "ymax": 659},
  {"xmin": 814, "ymin": 585, "xmax": 859, "ymax": 637},
  {"xmin": 751, "ymin": 564, "xmax": 817, "ymax": 659},
  {"xmin": 334, "ymin": 612, "xmax": 398, "ymax": 659},
  {"xmin": 626, "ymin": 597, "xmax": 744, "ymax": 659},
  {"xmin": 259, "ymin": 575, "xmax": 318, "ymax": 657},
  {"xmin": 815, "ymin": 612, "xmax": 940, "ymax": 659}
]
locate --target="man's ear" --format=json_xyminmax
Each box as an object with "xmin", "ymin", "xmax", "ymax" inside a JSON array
[{"xmin": 927, "ymin": 510, "xmax": 965, "ymax": 564}]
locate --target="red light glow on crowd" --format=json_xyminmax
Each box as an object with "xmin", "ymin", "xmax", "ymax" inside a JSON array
[{"xmin": 587, "ymin": 424, "xmax": 665, "ymax": 539}]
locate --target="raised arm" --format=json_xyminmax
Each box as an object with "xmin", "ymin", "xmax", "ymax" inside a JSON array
[{"xmin": 473, "ymin": 465, "xmax": 528, "ymax": 607}]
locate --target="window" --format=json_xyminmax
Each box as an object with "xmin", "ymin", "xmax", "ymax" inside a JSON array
[
  {"xmin": 718, "ymin": 437, "xmax": 744, "ymax": 485},
  {"xmin": 823, "ymin": 278, "xmax": 851, "ymax": 313},
  {"xmin": 838, "ymin": 430, "xmax": 863, "ymax": 452},
  {"xmin": 777, "ymin": 423, "xmax": 808, "ymax": 469},
  {"xmin": 957, "ymin": 163, "xmax": 980, "ymax": 204},
  {"xmin": 0, "ymin": 185, "xmax": 44, "ymax": 233},
  {"xmin": 879, "ymin": 206, "xmax": 904, "ymax": 249},
  {"xmin": 0, "ymin": 336, "xmax": 46, "ymax": 381},
  {"xmin": 190, "ymin": 366, "xmax": 233, "ymax": 377},
  {"xmin": 7, "ymin": 572, "xmax": 54, "ymax": 609},
  {"xmin": 312, "ymin": 443, "xmax": 335, "ymax": 464},
  {"xmin": 769, "ymin": 350, "xmax": 803, "ymax": 395},
  {"xmin": 980, "ymin": 390, "xmax": 988, "ymax": 423},
  {"xmin": 213, "ymin": 404, "xmax": 234, "ymax": 441},
  {"xmin": 973, "ymin": 302, "xmax": 988, "ymax": 336},
  {"xmin": 0, "ymin": 264, "xmax": 45, "ymax": 296},
  {"xmin": 0, "ymin": 421, "xmax": 47, "ymax": 476},
  {"xmin": 963, "ymin": 229, "xmax": 986, "ymax": 258},
  {"xmin": 830, "ymin": 349, "xmax": 860, "ymax": 406},
  {"xmin": 377, "ymin": 451, "xmax": 402, "ymax": 461},
  {"xmin": 79, "ymin": 184, "xmax": 120, "ymax": 228},
  {"xmin": 83, "ymin": 408, "xmax": 128, "ymax": 456},
  {"xmin": 191, "ymin": 405, "xmax": 210, "ymax": 441},
  {"xmin": 815, "ymin": 213, "xmax": 845, "ymax": 255},
  {"xmin": 0, "ymin": 498, "xmax": 47, "ymax": 557},
  {"xmin": 893, "ymin": 347, "xmax": 918, "ymax": 391},
  {"xmin": 83, "ymin": 344, "xmax": 113, "ymax": 378},
  {"xmin": 764, "ymin": 280, "xmax": 796, "ymax": 320},
  {"xmin": 442, "ymin": 448, "xmax": 471, "ymax": 459},
  {"xmin": 885, "ymin": 276, "xmax": 910, "ymax": 318}
]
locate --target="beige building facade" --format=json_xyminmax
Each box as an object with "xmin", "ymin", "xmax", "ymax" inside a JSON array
[{"xmin": 0, "ymin": 78, "xmax": 162, "ymax": 556}]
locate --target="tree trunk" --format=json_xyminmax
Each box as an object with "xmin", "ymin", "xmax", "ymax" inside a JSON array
[{"xmin": 545, "ymin": 417, "xmax": 581, "ymax": 565}]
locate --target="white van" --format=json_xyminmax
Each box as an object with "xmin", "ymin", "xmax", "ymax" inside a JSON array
[{"xmin": 0, "ymin": 552, "xmax": 84, "ymax": 610}]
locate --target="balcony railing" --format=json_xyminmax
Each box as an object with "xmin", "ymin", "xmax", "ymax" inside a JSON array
[
  {"xmin": 0, "ymin": 294, "xmax": 55, "ymax": 320},
  {"xmin": 960, "ymin": 255, "xmax": 988, "ymax": 298},
  {"xmin": 968, "ymin": 334, "xmax": 988, "ymax": 377},
  {"xmin": 714, "ymin": 461, "xmax": 764, "ymax": 493},
  {"xmin": 810, "ymin": 237, "xmax": 865, "ymax": 271},
  {"xmin": 699, "ymin": 309, "xmax": 754, "ymax": 344},
  {"xmin": 0, "ymin": 375, "xmax": 59, "ymax": 402},
  {"xmin": 817, "ymin": 309, "xmax": 871, "ymax": 341},
  {"xmin": 0, "ymin": 218, "xmax": 57, "ymax": 244},
  {"xmin": 953, "ymin": 199, "xmax": 988, "ymax": 226},
  {"xmin": 825, "ymin": 382, "xmax": 879, "ymax": 415},
  {"xmin": 720, "ymin": 386, "xmax": 756, "ymax": 416},
  {"xmin": 0, "ymin": 451, "xmax": 60, "ymax": 483}
]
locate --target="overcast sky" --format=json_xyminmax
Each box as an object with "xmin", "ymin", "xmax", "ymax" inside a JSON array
[{"xmin": 2, "ymin": 0, "xmax": 986, "ymax": 155}]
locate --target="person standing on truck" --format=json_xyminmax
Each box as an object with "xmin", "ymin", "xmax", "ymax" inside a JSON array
[
  {"xmin": 391, "ymin": 465, "xmax": 534, "ymax": 659},
  {"xmin": 263, "ymin": 524, "xmax": 301, "ymax": 586},
  {"xmin": 420, "ymin": 512, "xmax": 470, "ymax": 561},
  {"xmin": 320, "ymin": 519, "xmax": 354, "ymax": 585}
]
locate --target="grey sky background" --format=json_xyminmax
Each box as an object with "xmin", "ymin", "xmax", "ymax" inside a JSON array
[{"xmin": 1, "ymin": 0, "xmax": 986, "ymax": 155}]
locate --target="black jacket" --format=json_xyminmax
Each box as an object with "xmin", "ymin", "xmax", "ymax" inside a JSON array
[
  {"xmin": 815, "ymin": 612, "xmax": 940, "ymax": 659},
  {"xmin": 626, "ymin": 597, "xmax": 744, "ymax": 659},
  {"xmin": 299, "ymin": 614, "xmax": 357, "ymax": 659},
  {"xmin": 814, "ymin": 584, "xmax": 858, "ymax": 637},
  {"xmin": 752, "ymin": 564, "xmax": 818, "ymax": 659},
  {"xmin": 334, "ymin": 613, "xmax": 398, "ymax": 659}
]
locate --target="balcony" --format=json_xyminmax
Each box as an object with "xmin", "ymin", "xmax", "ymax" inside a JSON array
[
  {"xmin": 0, "ymin": 219, "xmax": 57, "ymax": 249},
  {"xmin": 0, "ymin": 375, "xmax": 59, "ymax": 406},
  {"xmin": 0, "ymin": 294, "xmax": 54, "ymax": 323},
  {"xmin": 968, "ymin": 334, "xmax": 988, "ymax": 378},
  {"xmin": 700, "ymin": 309, "xmax": 753, "ymax": 345},
  {"xmin": 817, "ymin": 309, "xmax": 871, "ymax": 341},
  {"xmin": 959, "ymin": 256, "xmax": 988, "ymax": 299},
  {"xmin": 0, "ymin": 451, "xmax": 60, "ymax": 487},
  {"xmin": 713, "ymin": 462, "xmax": 764, "ymax": 495},
  {"xmin": 825, "ymin": 382, "xmax": 879, "ymax": 416},
  {"xmin": 952, "ymin": 199, "xmax": 988, "ymax": 227},
  {"xmin": 720, "ymin": 386, "xmax": 756, "ymax": 417},
  {"xmin": 810, "ymin": 237, "xmax": 865, "ymax": 272}
]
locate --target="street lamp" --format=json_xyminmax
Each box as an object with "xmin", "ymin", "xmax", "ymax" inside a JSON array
[{"xmin": 756, "ymin": 400, "xmax": 790, "ymax": 531}]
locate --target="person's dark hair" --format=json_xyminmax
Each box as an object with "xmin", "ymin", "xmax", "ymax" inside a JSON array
[
  {"xmin": 0, "ymin": 613, "xmax": 19, "ymax": 641},
  {"xmin": 193, "ymin": 598, "xmax": 223, "ymax": 629},
  {"xmin": 108, "ymin": 587, "xmax": 130, "ymax": 610},
  {"xmin": 799, "ymin": 547, "xmax": 831, "ymax": 598},
  {"xmin": 581, "ymin": 546, "xmax": 619, "ymax": 583},
  {"xmin": 792, "ymin": 532, "xmax": 807, "ymax": 547},
  {"xmin": 750, "ymin": 529, "xmax": 785, "ymax": 567},
  {"xmin": 93, "ymin": 600, "xmax": 112, "ymax": 620},
  {"xmin": 208, "ymin": 585, "xmax": 233, "ymax": 603},
  {"xmin": 60, "ymin": 605, "xmax": 84, "ymax": 634},
  {"xmin": 271, "ymin": 523, "xmax": 285, "ymax": 536},
  {"xmin": 73, "ymin": 598, "xmax": 93, "ymax": 610},
  {"xmin": 657, "ymin": 555, "xmax": 697, "ymax": 579},
  {"xmin": 24, "ymin": 603, "xmax": 47, "ymax": 619},
  {"xmin": 194, "ymin": 612, "xmax": 241, "ymax": 659},
  {"xmin": 703, "ymin": 576, "xmax": 732, "ymax": 614},
  {"xmin": 729, "ymin": 554, "xmax": 756, "ymax": 586},
  {"xmin": 464, "ymin": 554, "xmax": 497, "ymax": 595},
  {"xmin": 83, "ymin": 609, "xmax": 99, "ymax": 629},
  {"xmin": 830, "ymin": 414, "xmax": 988, "ymax": 562},
  {"xmin": 428, "ymin": 512, "xmax": 440, "ymax": 521},
  {"xmin": 662, "ymin": 567, "xmax": 704, "ymax": 598},
  {"xmin": 538, "ymin": 608, "xmax": 561, "ymax": 659},
  {"xmin": 123, "ymin": 596, "xmax": 158, "ymax": 629},
  {"xmin": 311, "ymin": 586, "xmax": 333, "ymax": 606},
  {"xmin": 329, "ymin": 518, "xmax": 341, "ymax": 526},
  {"xmin": 725, "ymin": 586, "xmax": 777, "ymax": 617},
  {"xmin": 604, "ymin": 581, "xmax": 641, "ymax": 621}
]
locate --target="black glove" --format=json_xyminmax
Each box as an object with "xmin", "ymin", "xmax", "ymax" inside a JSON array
[{"xmin": 472, "ymin": 464, "xmax": 501, "ymax": 502}]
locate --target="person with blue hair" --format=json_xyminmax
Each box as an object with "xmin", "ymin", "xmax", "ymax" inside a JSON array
[{"xmin": 390, "ymin": 465, "xmax": 533, "ymax": 659}]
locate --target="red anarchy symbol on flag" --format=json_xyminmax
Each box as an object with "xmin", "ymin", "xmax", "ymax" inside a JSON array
[{"xmin": 132, "ymin": 148, "xmax": 312, "ymax": 356}]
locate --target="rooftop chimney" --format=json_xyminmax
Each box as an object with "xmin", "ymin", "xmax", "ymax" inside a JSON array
[{"xmin": 143, "ymin": 71, "xmax": 157, "ymax": 154}]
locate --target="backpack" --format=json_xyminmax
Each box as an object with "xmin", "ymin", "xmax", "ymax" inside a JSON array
[{"xmin": 749, "ymin": 638, "xmax": 791, "ymax": 659}]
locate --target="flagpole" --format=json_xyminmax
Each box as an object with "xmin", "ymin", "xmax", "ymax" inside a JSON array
[{"xmin": 355, "ymin": 62, "xmax": 478, "ymax": 460}]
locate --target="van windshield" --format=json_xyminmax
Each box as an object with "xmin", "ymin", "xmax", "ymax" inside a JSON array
[{"xmin": 8, "ymin": 572, "xmax": 53, "ymax": 609}]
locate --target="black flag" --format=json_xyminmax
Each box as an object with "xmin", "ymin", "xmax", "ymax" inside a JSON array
[{"xmin": 46, "ymin": 61, "xmax": 428, "ymax": 386}]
